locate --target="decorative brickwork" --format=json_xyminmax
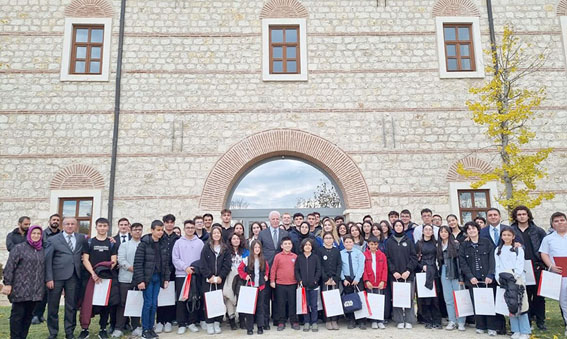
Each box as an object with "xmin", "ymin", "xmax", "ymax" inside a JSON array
[
  {"xmin": 432, "ymin": 0, "xmax": 481, "ymax": 17},
  {"xmin": 50, "ymin": 164, "xmax": 105, "ymax": 190},
  {"xmin": 65, "ymin": 0, "xmax": 114, "ymax": 18},
  {"xmin": 446, "ymin": 157, "xmax": 494, "ymax": 181},
  {"xmin": 260, "ymin": 0, "xmax": 308, "ymax": 18},
  {"xmin": 200, "ymin": 129, "xmax": 371, "ymax": 211},
  {"xmin": 558, "ymin": 0, "xmax": 567, "ymax": 16}
]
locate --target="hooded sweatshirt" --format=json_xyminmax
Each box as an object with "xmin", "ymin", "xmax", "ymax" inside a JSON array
[{"xmin": 172, "ymin": 235, "xmax": 204, "ymax": 277}]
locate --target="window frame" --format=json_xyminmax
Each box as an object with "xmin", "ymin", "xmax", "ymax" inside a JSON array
[
  {"xmin": 58, "ymin": 197, "xmax": 94, "ymax": 235},
  {"xmin": 269, "ymin": 25, "xmax": 300, "ymax": 75},
  {"xmin": 262, "ymin": 18, "xmax": 308, "ymax": 81},
  {"xmin": 457, "ymin": 189, "xmax": 490, "ymax": 223},
  {"xmin": 61, "ymin": 17, "xmax": 112, "ymax": 81},
  {"xmin": 435, "ymin": 16, "xmax": 484, "ymax": 79},
  {"xmin": 443, "ymin": 23, "xmax": 476, "ymax": 72},
  {"xmin": 50, "ymin": 189, "xmax": 102, "ymax": 237},
  {"xmin": 70, "ymin": 25, "xmax": 105, "ymax": 75},
  {"xmin": 449, "ymin": 182, "xmax": 501, "ymax": 222}
]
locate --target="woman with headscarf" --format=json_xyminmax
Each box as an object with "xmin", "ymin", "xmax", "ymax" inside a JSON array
[{"xmin": 2, "ymin": 225, "xmax": 45, "ymax": 339}]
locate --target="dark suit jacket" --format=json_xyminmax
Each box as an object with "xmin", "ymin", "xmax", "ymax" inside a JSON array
[
  {"xmin": 258, "ymin": 227, "xmax": 288, "ymax": 266},
  {"xmin": 44, "ymin": 232, "xmax": 87, "ymax": 282},
  {"xmin": 479, "ymin": 223, "xmax": 523, "ymax": 246},
  {"xmin": 113, "ymin": 233, "xmax": 132, "ymax": 250}
]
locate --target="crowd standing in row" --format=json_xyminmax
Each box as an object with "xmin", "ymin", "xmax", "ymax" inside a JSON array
[{"xmin": 3, "ymin": 207, "xmax": 567, "ymax": 339}]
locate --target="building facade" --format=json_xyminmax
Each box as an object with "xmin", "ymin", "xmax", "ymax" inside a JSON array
[{"xmin": 1, "ymin": 0, "xmax": 567, "ymax": 261}]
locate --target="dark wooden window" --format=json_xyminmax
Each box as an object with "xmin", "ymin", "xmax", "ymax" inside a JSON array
[
  {"xmin": 269, "ymin": 26, "xmax": 300, "ymax": 74},
  {"xmin": 70, "ymin": 25, "xmax": 104, "ymax": 74},
  {"xmin": 443, "ymin": 24, "xmax": 475, "ymax": 72},
  {"xmin": 58, "ymin": 197, "xmax": 93, "ymax": 235},
  {"xmin": 458, "ymin": 189, "xmax": 490, "ymax": 223}
]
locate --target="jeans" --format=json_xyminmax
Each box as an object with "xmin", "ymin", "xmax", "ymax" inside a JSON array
[
  {"xmin": 142, "ymin": 273, "xmax": 161, "ymax": 331},
  {"xmin": 510, "ymin": 313, "xmax": 531, "ymax": 334},
  {"xmin": 10, "ymin": 301, "xmax": 37, "ymax": 339},
  {"xmin": 440, "ymin": 265, "xmax": 465, "ymax": 324},
  {"xmin": 304, "ymin": 288, "xmax": 318, "ymax": 325}
]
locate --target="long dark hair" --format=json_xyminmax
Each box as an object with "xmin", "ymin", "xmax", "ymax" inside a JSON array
[
  {"xmin": 248, "ymin": 240, "xmax": 266, "ymax": 272},
  {"xmin": 437, "ymin": 225, "xmax": 459, "ymax": 261},
  {"xmin": 349, "ymin": 223, "xmax": 365, "ymax": 246},
  {"xmin": 496, "ymin": 226, "xmax": 519, "ymax": 256},
  {"xmin": 416, "ymin": 224, "xmax": 435, "ymax": 257},
  {"xmin": 228, "ymin": 233, "xmax": 246, "ymax": 255},
  {"xmin": 207, "ymin": 225, "xmax": 228, "ymax": 253}
]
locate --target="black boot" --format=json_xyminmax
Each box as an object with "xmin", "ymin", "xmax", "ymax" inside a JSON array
[
  {"xmin": 239, "ymin": 317, "xmax": 246, "ymax": 329},
  {"xmin": 229, "ymin": 317, "xmax": 237, "ymax": 330}
]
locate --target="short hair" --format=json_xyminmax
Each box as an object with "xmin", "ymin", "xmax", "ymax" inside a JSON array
[
  {"xmin": 313, "ymin": 212, "xmax": 320, "ymax": 217},
  {"xmin": 550, "ymin": 212, "xmax": 567, "ymax": 225},
  {"xmin": 95, "ymin": 217, "xmax": 110, "ymax": 226},
  {"xmin": 474, "ymin": 216, "xmax": 486, "ymax": 224},
  {"xmin": 131, "ymin": 222, "xmax": 143, "ymax": 230},
  {"xmin": 388, "ymin": 211, "xmax": 399, "ymax": 217},
  {"xmin": 193, "ymin": 215, "xmax": 204, "ymax": 222},
  {"xmin": 282, "ymin": 212, "xmax": 291, "ymax": 217},
  {"xmin": 162, "ymin": 214, "xmax": 176, "ymax": 223},
  {"xmin": 280, "ymin": 236, "xmax": 292, "ymax": 244},
  {"xmin": 117, "ymin": 217, "xmax": 130, "ymax": 224},
  {"xmin": 334, "ymin": 215, "xmax": 344, "ymax": 222},
  {"xmin": 511, "ymin": 205, "xmax": 534, "ymax": 222},
  {"xmin": 18, "ymin": 216, "xmax": 30, "ymax": 224},
  {"xmin": 363, "ymin": 214, "xmax": 373, "ymax": 221},
  {"xmin": 343, "ymin": 234, "xmax": 354, "ymax": 242},
  {"xmin": 269, "ymin": 210, "xmax": 280, "ymax": 219},
  {"xmin": 432, "ymin": 214, "xmax": 442, "ymax": 219},
  {"xmin": 293, "ymin": 212, "xmax": 304, "ymax": 219},
  {"xmin": 307, "ymin": 213, "xmax": 315, "ymax": 218},
  {"xmin": 203, "ymin": 213, "xmax": 213, "ymax": 220},
  {"xmin": 184, "ymin": 219, "xmax": 195, "ymax": 226},
  {"xmin": 464, "ymin": 221, "xmax": 480, "ymax": 233},
  {"xmin": 221, "ymin": 209, "xmax": 232, "ymax": 215},
  {"xmin": 400, "ymin": 209, "xmax": 411, "ymax": 216},
  {"xmin": 420, "ymin": 208, "xmax": 433, "ymax": 216},
  {"xmin": 49, "ymin": 213, "xmax": 61, "ymax": 220},
  {"xmin": 151, "ymin": 220, "xmax": 164, "ymax": 229},
  {"xmin": 487, "ymin": 208, "xmax": 501, "ymax": 215},
  {"xmin": 300, "ymin": 238, "xmax": 315, "ymax": 251}
]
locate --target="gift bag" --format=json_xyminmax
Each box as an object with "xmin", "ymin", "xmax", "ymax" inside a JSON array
[
  {"xmin": 204, "ymin": 288, "xmax": 226, "ymax": 318},
  {"xmin": 296, "ymin": 287, "xmax": 307, "ymax": 315},
  {"xmin": 473, "ymin": 287, "xmax": 495, "ymax": 315},
  {"xmin": 524, "ymin": 260, "xmax": 536, "ymax": 286},
  {"xmin": 178, "ymin": 274, "xmax": 192, "ymax": 302},
  {"xmin": 157, "ymin": 281, "xmax": 175, "ymax": 306},
  {"xmin": 321, "ymin": 287, "xmax": 344, "ymax": 317},
  {"xmin": 236, "ymin": 285, "xmax": 258, "ymax": 315},
  {"xmin": 341, "ymin": 291, "xmax": 362, "ymax": 313},
  {"xmin": 124, "ymin": 290, "xmax": 143, "ymax": 317},
  {"xmin": 392, "ymin": 281, "xmax": 411, "ymax": 308},
  {"xmin": 367, "ymin": 292, "xmax": 385, "ymax": 320},
  {"xmin": 416, "ymin": 272, "xmax": 436, "ymax": 298},
  {"xmin": 538, "ymin": 270, "xmax": 562, "ymax": 300},
  {"xmin": 354, "ymin": 290, "xmax": 372, "ymax": 319},
  {"xmin": 92, "ymin": 279, "xmax": 112, "ymax": 306},
  {"xmin": 453, "ymin": 288, "xmax": 474, "ymax": 318},
  {"xmin": 495, "ymin": 287, "xmax": 510, "ymax": 316}
]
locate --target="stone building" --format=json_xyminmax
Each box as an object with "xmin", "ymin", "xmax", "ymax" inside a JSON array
[{"xmin": 1, "ymin": 0, "xmax": 567, "ymax": 260}]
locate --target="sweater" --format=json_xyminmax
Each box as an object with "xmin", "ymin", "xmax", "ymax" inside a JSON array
[
  {"xmin": 495, "ymin": 245, "xmax": 525, "ymax": 281},
  {"xmin": 340, "ymin": 248, "xmax": 365, "ymax": 282},
  {"xmin": 270, "ymin": 251, "xmax": 298, "ymax": 285},
  {"xmin": 172, "ymin": 235, "xmax": 204, "ymax": 277},
  {"xmin": 319, "ymin": 246, "xmax": 342, "ymax": 284}
]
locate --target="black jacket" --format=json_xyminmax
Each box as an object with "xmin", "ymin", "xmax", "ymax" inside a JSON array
[
  {"xmin": 319, "ymin": 246, "xmax": 342, "ymax": 284},
  {"xmin": 385, "ymin": 234, "xmax": 418, "ymax": 281},
  {"xmin": 133, "ymin": 234, "xmax": 171, "ymax": 288},
  {"xmin": 162, "ymin": 231, "xmax": 180, "ymax": 279},
  {"xmin": 498, "ymin": 272, "xmax": 525, "ymax": 315},
  {"xmin": 417, "ymin": 238, "xmax": 438, "ymax": 289},
  {"xmin": 199, "ymin": 243, "xmax": 231, "ymax": 291},
  {"xmin": 289, "ymin": 229, "xmax": 319, "ymax": 255},
  {"xmin": 459, "ymin": 238, "xmax": 495, "ymax": 283},
  {"xmin": 295, "ymin": 252, "xmax": 321, "ymax": 289},
  {"xmin": 6, "ymin": 228, "xmax": 27, "ymax": 252},
  {"xmin": 510, "ymin": 221, "xmax": 546, "ymax": 264}
]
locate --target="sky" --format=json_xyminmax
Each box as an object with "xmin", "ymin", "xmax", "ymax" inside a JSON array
[{"xmin": 230, "ymin": 159, "xmax": 337, "ymax": 209}]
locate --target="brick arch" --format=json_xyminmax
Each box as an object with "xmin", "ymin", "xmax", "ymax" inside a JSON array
[
  {"xmin": 50, "ymin": 164, "xmax": 105, "ymax": 190},
  {"xmin": 200, "ymin": 129, "xmax": 371, "ymax": 211},
  {"xmin": 446, "ymin": 157, "xmax": 494, "ymax": 181},
  {"xmin": 558, "ymin": 0, "xmax": 567, "ymax": 16},
  {"xmin": 260, "ymin": 0, "xmax": 308, "ymax": 19},
  {"xmin": 432, "ymin": 0, "xmax": 481, "ymax": 17},
  {"xmin": 65, "ymin": 0, "xmax": 114, "ymax": 18}
]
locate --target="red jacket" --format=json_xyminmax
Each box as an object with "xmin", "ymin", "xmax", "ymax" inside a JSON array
[{"xmin": 363, "ymin": 249, "xmax": 388, "ymax": 288}]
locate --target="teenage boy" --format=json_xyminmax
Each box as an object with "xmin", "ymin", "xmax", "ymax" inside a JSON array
[
  {"xmin": 293, "ymin": 213, "xmax": 304, "ymax": 230},
  {"xmin": 113, "ymin": 223, "xmax": 144, "ymax": 338},
  {"xmin": 203, "ymin": 213, "xmax": 214, "ymax": 233},
  {"xmin": 220, "ymin": 209, "xmax": 233, "ymax": 241},
  {"xmin": 400, "ymin": 210, "xmax": 416, "ymax": 242},
  {"xmin": 307, "ymin": 213, "xmax": 317, "ymax": 233},
  {"xmin": 281, "ymin": 213, "xmax": 292, "ymax": 231},
  {"xmin": 79, "ymin": 218, "xmax": 118, "ymax": 339},
  {"xmin": 340, "ymin": 235, "xmax": 366, "ymax": 329},
  {"xmin": 388, "ymin": 211, "xmax": 399, "ymax": 226},
  {"xmin": 334, "ymin": 215, "xmax": 344, "ymax": 227},
  {"xmin": 193, "ymin": 215, "xmax": 209, "ymax": 241},
  {"xmin": 413, "ymin": 208, "xmax": 439, "ymax": 243},
  {"xmin": 432, "ymin": 214, "xmax": 443, "ymax": 227},
  {"xmin": 114, "ymin": 218, "xmax": 132, "ymax": 246},
  {"xmin": 270, "ymin": 237, "xmax": 299, "ymax": 331},
  {"xmin": 363, "ymin": 236, "xmax": 387, "ymax": 329},
  {"xmin": 133, "ymin": 220, "xmax": 171, "ymax": 339}
]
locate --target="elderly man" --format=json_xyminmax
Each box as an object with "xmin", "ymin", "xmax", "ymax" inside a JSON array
[{"xmin": 258, "ymin": 211, "xmax": 288, "ymax": 330}]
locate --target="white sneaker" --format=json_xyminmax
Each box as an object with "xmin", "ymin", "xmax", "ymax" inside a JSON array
[
  {"xmin": 518, "ymin": 335, "xmax": 530, "ymax": 339},
  {"xmin": 458, "ymin": 323, "xmax": 466, "ymax": 331},
  {"xmin": 510, "ymin": 332, "xmax": 520, "ymax": 339},
  {"xmin": 397, "ymin": 323, "xmax": 405, "ymax": 329},
  {"xmin": 207, "ymin": 323, "xmax": 214, "ymax": 335},
  {"xmin": 132, "ymin": 327, "xmax": 143, "ymax": 337},
  {"xmin": 405, "ymin": 323, "xmax": 413, "ymax": 329},
  {"xmin": 155, "ymin": 322, "xmax": 164, "ymax": 333},
  {"xmin": 488, "ymin": 330, "xmax": 497, "ymax": 336},
  {"xmin": 476, "ymin": 329, "xmax": 485, "ymax": 334},
  {"xmin": 164, "ymin": 322, "xmax": 173, "ymax": 333},
  {"xmin": 445, "ymin": 322, "xmax": 456, "ymax": 331},
  {"xmin": 201, "ymin": 321, "xmax": 208, "ymax": 331},
  {"xmin": 371, "ymin": 322, "xmax": 378, "ymax": 329},
  {"xmin": 188, "ymin": 324, "xmax": 199, "ymax": 332},
  {"xmin": 378, "ymin": 322, "xmax": 386, "ymax": 329},
  {"xmin": 213, "ymin": 322, "xmax": 222, "ymax": 334},
  {"xmin": 177, "ymin": 326, "xmax": 186, "ymax": 334},
  {"xmin": 110, "ymin": 330, "xmax": 123, "ymax": 337}
]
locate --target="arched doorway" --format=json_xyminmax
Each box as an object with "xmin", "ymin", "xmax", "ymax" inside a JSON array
[{"xmin": 227, "ymin": 157, "xmax": 345, "ymax": 233}]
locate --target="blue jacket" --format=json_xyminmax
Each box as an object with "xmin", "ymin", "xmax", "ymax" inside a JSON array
[{"xmin": 340, "ymin": 248, "xmax": 365, "ymax": 282}]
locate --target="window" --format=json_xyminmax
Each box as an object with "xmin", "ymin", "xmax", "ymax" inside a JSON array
[
  {"xmin": 59, "ymin": 197, "xmax": 93, "ymax": 235},
  {"xmin": 443, "ymin": 24, "xmax": 475, "ymax": 72},
  {"xmin": 70, "ymin": 25, "xmax": 104, "ymax": 74},
  {"xmin": 457, "ymin": 189, "xmax": 490, "ymax": 223},
  {"xmin": 262, "ymin": 18, "xmax": 308, "ymax": 81},
  {"xmin": 435, "ymin": 17, "xmax": 484, "ymax": 78},
  {"xmin": 60, "ymin": 17, "xmax": 112, "ymax": 81}
]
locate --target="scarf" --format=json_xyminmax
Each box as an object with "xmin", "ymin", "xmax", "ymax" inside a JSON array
[{"xmin": 26, "ymin": 225, "xmax": 43, "ymax": 251}]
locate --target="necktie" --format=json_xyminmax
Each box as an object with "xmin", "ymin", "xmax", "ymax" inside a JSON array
[
  {"xmin": 272, "ymin": 228, "xmax": 278, "ymax": 248},
  {"xmin": 493, "ymin": 227, "xmax": 499, "ymax": 246},
  {"xmin": 67, "ymin": 234, "xmax": 74, "ymax": 251},
  {"xmin": 348, "ymin": 251, "xmax": 354, "ymax": 278},
  {"xmin": 121, "ymin": 235, "xmax": 127, "ymax": 243}
]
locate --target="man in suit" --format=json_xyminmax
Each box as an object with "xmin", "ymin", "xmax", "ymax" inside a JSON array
[
  {"xmin": 480, "ymin": 208, "xmax": 523, "ymax": 246},
  {"xmin": 45, "ymin": 217, "xmax": 88, "ymax": 339},
  {"xmin": 258, "ymin": 211, "xmax": 288, "ymax": 329},
  {"xmin": 113, "ymin": 217, "xmax": 132, "ymax": 247}
]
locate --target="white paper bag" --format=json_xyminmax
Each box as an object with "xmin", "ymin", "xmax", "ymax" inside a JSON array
[
  {"xmin": 204, "ymin": 289, "xmax": 226, "ymax": 318},
  {"xmin": 473, "ymin": 287, "xmax": 495, "ymax": 315},
  {"xmin": 354, "ymin": 291, "xmax": 371, "ymax": 319},
  {"xmin": 367, "ymin": 292, "xmax": 385, "ymax": 320},
  {"xmin": 296, "ymin": 287, "xmax": 307, "ymax": 315},
  {"xmin": 157, "ymin": 281, "xmax": 176, "ymax": 306},
  {"xmin": 321, "ymin": 288, "xmax": 344, "ymax": 317},
  {"xmin": 495, "ymin": 287, "xmax": 510, "ymax": 316},
  {"xmin": 524, "ymin": 260, "xmax": 536, "ymax": 286},
  {"xmin": 416, "ymin": 272, "xmax": 437, "ymax": 298},
  {"xmin": 392, "ymin": 281, "xmax": 411, "ymax": 308},
  {"xmin": 124, "ymin": 290, "xmax": 143, "ymax": 317},
  {"xmin": 538, "ymin": 270, "xmax": 562, "ymax": 300},
  {"xmin": 92, "ymin": 279, "xmax": 112, "ymax": 306},
  {"xmin": 453, "ymin": 289, "xmax": 474, "ymax": 318},
  {"xmin": 236, "ymin": 286, "xmax": 258, "ymax": 314}
]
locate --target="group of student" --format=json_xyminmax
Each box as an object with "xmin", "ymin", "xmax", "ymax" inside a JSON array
[{"xmin": 3, "ymin": 207, "xmax": 567, "ymax": 339}]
